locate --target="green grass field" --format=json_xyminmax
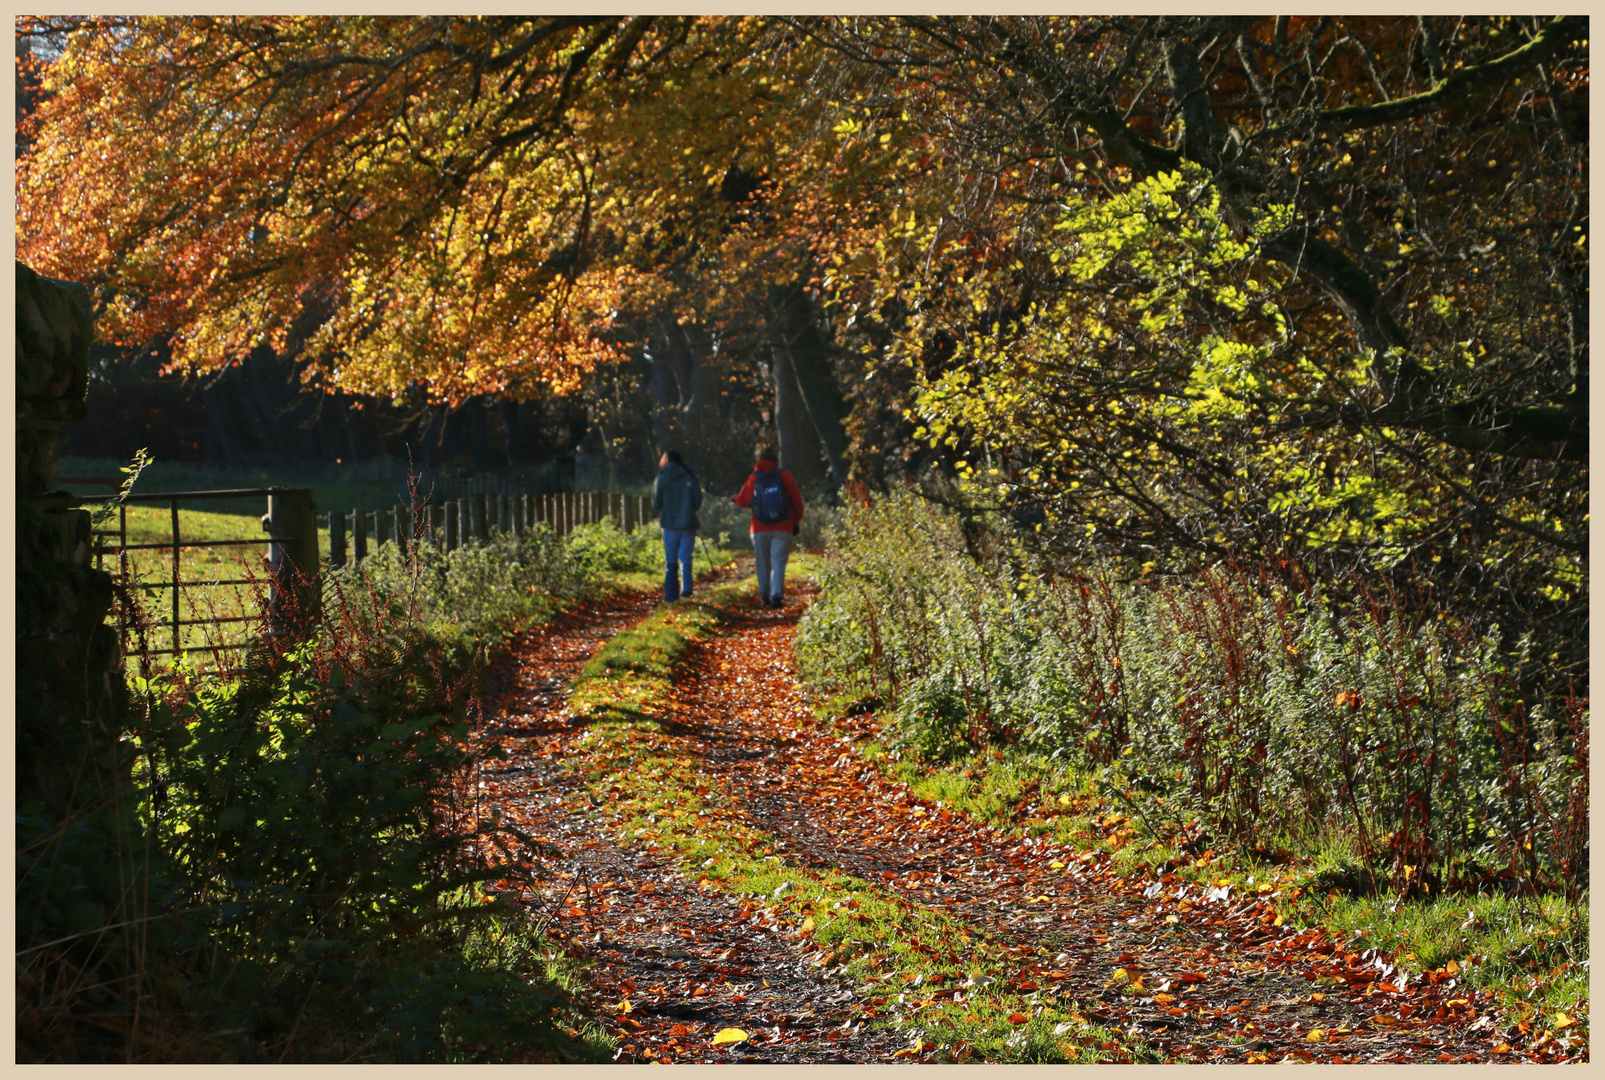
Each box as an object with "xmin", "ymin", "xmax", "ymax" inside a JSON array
[
  {"xmin": 92, "ymin": 503, "xmax": 337, "ymax": 671},
  {"xmin": 61, "ymin": 455, "xmax": 423, "ymax": 516},
  {"xmin": 63, "ymin": 457, "xmax": 774, "ymax": 673}
]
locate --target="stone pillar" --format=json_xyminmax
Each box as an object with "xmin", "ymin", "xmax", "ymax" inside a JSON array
[{"xmin": 15, "ymin": 261, "xmax": 128, "ymax": 815}]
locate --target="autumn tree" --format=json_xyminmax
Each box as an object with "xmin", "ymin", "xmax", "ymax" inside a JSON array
[
  {"xmin": 20, "ymin": 16, "xmax": 881, "ymax": 489},
  {"xmin": 18, "ymin": 15, "xmax": 1589, "ymax": 656},
  {"xmin": 18, "ymin": 17, "xmax": 754, "ymax": 401},
  {"xmin": 778, "ymin": 15, "xmax": 1587, "ymax": 681}
]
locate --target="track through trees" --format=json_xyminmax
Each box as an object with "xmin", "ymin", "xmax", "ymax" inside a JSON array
[{"xmin": 480, "ymin": 571, "xmax": 1531, "ymax": 1063}]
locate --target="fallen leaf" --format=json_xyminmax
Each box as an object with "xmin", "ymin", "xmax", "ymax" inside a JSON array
[
  {"xmin": 712, "ymin": 1027, "xmax": 749, "ymax": 1046},
  {"xmin": 1008, "ymin": 1013, "xmax": 1029, "ymax": 1025}
]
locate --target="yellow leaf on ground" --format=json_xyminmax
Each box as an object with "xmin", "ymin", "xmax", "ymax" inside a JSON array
[
  {"xmin": 1306, "ymin": 1030, "xmax": 1325, "ymax": 1042},
  {"xmin": 799, "ymin": 916, "xmax": 815, "ymax": 934},
  {"xmin": 712, "ymin": 1028, "xmax": 749, "ymax": 1046},
  {"xmin": 617, "ymin": 998, "xmax": 632, "ymax": 1014}
]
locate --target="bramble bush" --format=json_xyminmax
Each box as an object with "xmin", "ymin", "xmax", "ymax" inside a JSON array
[{"xmin": 796, "ymin": 494, "xmax": 1587, "ymax": 900}]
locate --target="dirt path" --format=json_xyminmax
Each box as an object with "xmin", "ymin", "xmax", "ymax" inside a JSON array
[
  {"xmin": 482, "ymin": 572, "xmax": 1514, "ymax": 1064},
  {"xmin": 481, "ymin": 567, "xmax": 903, "ymax": 1063}
]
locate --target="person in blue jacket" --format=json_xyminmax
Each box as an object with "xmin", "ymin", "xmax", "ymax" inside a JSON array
[{"xmin": 652, "ymin": 449, "xmax": 703, "ymax": 601}]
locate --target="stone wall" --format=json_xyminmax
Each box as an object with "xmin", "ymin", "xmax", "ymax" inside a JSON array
[{"xmin": 16, "ymin": 260, "xmax": 128, "ymax": 814}]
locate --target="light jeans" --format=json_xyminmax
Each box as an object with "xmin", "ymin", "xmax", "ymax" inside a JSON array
[
  {"xmin": 663, "ymin": 528, "xmax": 695, "ymax": 601},
  {"xmin": 752, "ymin": 530, "xmax": 793, "ymax": 604}
]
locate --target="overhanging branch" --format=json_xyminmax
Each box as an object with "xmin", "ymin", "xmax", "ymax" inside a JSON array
[{"xmin": 1315, "ymin": 15, "xmax": 1586, "ymax": 131}]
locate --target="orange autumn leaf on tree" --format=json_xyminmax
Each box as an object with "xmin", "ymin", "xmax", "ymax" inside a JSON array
[{"xmin": 16, "ymin": 16, "xmax": 801, "ymax": 404}]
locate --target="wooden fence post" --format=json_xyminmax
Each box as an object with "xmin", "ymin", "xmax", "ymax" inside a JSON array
[
  {"xmin": 353, "ymin": 506, "xmax": 367, "ymax": 562},
  {"xmin": 263, "ymin": 488, "xmax": 320, "ymax": 634},
  {"xmin": 470, "ymin": 493, "xmax": 488, "ymax": 541},
  {"xmin": 375, "ymin": 508, "xmax": 392, "ymax": 553},
  {"xmin": 445, "ymin": 501, "xmax": 459, "ymax": 550},
  {"xmin": 330, "ymin": 510, "xmax": 347, "ymax": 568}
]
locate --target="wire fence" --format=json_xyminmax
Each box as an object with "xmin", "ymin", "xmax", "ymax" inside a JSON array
[{"xmin": 65, "ymin": 477, "xmax": 658, "ymax": 672}]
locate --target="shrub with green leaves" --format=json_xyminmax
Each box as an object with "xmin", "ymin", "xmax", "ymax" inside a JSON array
[
  {"xmin": 118, "ymin": 623, "xmax": 601, "ymax": 1062},
  {"xmin": 565, "ymin": 516, "xmax": 663, "ymax": 574},
  {"xmin": 335, "ymin": 521, "xmax": 590, "ymax": 638},
  {"xmin": 798, "ymin": 493, "xmax": 1588, "ymax": 898}
]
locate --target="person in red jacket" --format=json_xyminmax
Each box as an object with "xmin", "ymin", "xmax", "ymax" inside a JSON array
[{"xmin": 730, "ymin": 444, "xmax": 804, "ymax": 608}]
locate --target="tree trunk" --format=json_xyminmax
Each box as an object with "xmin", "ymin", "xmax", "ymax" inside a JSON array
[
  {"xmin": 646, "ymin": 340, "xmax": 678, "ymax": 451},
  {"xmin": 769, "ymin": 329, "xmax": 829, "ymax": 492},
  {"xmin": 771, "ymin": 284, "xmax": 850, "ymax": 490},
  {"xmin": 468, "ymin": 396, "xmax": 490, "ymax": 471},
  {"xmin": 499, "ymin": 398, "xmax": 522, "ymax": 465},
  {"xmin": 200, "ymin": 381, "xmax": 241, "ymax": 464},
  {"xmin": 658, "ymin": 320, "xmax": 696, "ymax": 411}
]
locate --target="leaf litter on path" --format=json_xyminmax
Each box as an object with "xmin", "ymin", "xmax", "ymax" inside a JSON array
[{"xmin": 477, "ymin": 566, "xmax": 1564, "ymax": 1064}]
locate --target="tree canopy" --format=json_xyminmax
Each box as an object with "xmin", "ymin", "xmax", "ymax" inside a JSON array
[
  {"xmin": 787, "ymin": 16, "xmax": 1587, "ymax": 648},
  {"xmin": 17, "ymin": 15, "xmax": 1589, "ymax": 670}
]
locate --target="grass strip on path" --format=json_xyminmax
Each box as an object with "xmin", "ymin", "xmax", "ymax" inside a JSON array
[
  {"xmin": 853, "ymin": 743, "xmax": 1588, "ymax": 1041},
  {"xmin": 554, "ymin": 582, "xmax": 1146, "ymax": 1063}
]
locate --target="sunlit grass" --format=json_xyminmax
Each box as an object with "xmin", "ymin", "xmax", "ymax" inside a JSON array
[
  {"xmin": 93, "ymin": 503, "xmax": 333, "ymax": 670},
  {"xmin": 1293, "ymin": 891, "xmax": 1588, "ymax": 1019},
  {"xmin": 847, "ymin": 739, "xmax": 1589, "ymax": 1040},
  {"xmin": 557, "ymin": 584, "xmax": 1147, "ymax": 1063}
]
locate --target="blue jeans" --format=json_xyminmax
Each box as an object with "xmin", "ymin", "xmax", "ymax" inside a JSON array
[
  {"xmin": 663, "ymin": 528, "xmax": 696, "ymax": 601},
  {"xmin": 752, "ymin": 530, "xmax": 792, "ymax": 604}
]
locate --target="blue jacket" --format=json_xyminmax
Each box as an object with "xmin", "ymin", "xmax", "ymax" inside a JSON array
[{"xmin": 653, "ymin": 461, "xmax": 703, "ymax": 531}]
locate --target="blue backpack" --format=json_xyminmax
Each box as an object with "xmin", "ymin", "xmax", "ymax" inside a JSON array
[{"xmin": 751, "ymin": 468, "xmax": 791, "ymax": 525}]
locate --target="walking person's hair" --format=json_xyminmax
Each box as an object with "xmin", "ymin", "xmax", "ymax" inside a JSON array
[
  {"xmin": 665, "ymin": 448, "xmax": 685, "ymax": 467},
  {"xmin": 755, "ymin": 444, "xmax": 776, "ymax": 462}
]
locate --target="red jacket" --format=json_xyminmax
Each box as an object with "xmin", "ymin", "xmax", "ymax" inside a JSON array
[{"xmin": 731, "ymin": 460, "xmax": 804, "ymax": 534}]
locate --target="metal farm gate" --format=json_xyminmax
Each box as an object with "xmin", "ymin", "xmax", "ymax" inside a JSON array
[
  {"xmin": 74, "ymin": 482, "xmax": 319, "ymax": 667},
  {"xmin": 72, "ymin": 476, "xmax": 652, "ymax": 669}
]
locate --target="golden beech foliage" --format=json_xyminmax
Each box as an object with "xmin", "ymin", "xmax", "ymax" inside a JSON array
[
  {"xmin": 779, "ymin": 16, "xmax": 1587, "ymax": 639},
  {"xmin": 18, "ymin": 16, "xmax": 804, "ymax": 402},
  {"xmin": 17, "ymin": 15, "xmax": 942, "ymax": 404},
  {"xmin": 17, "ymin": 16, "xmax": 1588, "ymax": 643}
]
